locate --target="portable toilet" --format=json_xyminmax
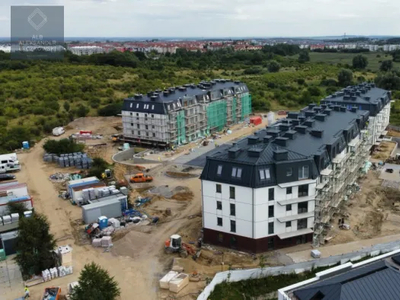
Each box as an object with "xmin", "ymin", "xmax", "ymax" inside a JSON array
[
  {"xmin": 98, "ymin": 216, "xmax": 108, "ymax": 230},
  {"xmin": 22, "ymin": 141, "xmax": 30, "ymax": 149}
]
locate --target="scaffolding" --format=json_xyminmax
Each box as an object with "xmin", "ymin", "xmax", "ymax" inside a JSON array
[
  {"xmin": 313, "ymin": 131, "xmax": 370, "ymax": 247},
  {"xmin": 176, "ymin": 111, "xmax": 186, "ymax": 145},
  {"xmin": 207, "ymin": 100, "xmax": 227, "ymax": 133},
  {"xmin": 241, "ymin": 93, "xmax": 252, "ymax": 120}
]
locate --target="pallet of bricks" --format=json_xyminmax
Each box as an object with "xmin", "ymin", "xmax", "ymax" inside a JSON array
[{"xmin": 43, "ymin": 152, "xmax": 93, "ymax": 169}]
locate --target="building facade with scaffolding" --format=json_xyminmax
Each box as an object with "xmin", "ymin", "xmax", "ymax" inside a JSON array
[
  {"xmin": 121, "ymin": 79, "xmax": 251, "ymax": 147},
  {"xmin": 200, "ymin": 83, "xmax": 391, "ymax": 252}
]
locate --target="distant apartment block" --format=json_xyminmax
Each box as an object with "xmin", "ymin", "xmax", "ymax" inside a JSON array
[
  {"xmin": 69, "ymin": 46, "xmax": 105, "ymax": 56},
  {"xmin": 121, "ymin": 79, "xmax": 252, "ymax": 147},
  {"xmin": 200, "ymin": 83, "xmax": 391, "ymax": 253}
]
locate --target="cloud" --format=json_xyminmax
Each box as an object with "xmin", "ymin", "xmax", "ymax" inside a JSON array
[{"xmin": 0, "ymin": 0, "xmax": 398, "ymax": 37}]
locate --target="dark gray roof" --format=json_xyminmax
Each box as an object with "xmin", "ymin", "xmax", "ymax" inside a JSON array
[
  {"xmin": 293, "ymin": 255, "xmax": 400, "ymax": 300},
  {"xmin": 321, "ymin": 82, "xmax": 391, "ymax": 117},
  {"xmin": 201, "ymin": 83, "xmax": 390, "ymax": 188},
  {"xmin": 122, "ymin": 79, "xmax": 249, "ymax": 114}
]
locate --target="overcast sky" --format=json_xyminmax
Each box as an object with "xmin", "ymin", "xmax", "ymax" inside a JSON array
[{"xmin": 0, "ymin": 0, "xmax": 399, "ymax": 37}]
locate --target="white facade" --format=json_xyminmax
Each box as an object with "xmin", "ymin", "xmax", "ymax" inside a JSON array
[{"xmin": 202, "ymin": 179, "xmax": 316, "ymax": 241}]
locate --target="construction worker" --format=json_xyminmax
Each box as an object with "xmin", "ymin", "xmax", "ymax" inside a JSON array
[{"xmin": 24, "ymin": 286, "xmax": 30, "ymax": 298}]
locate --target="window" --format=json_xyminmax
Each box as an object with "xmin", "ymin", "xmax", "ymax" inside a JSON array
[
  {"xmin": 152, "ymin": 133, "xmax": 156, "ymax": 137},
  {"xmin": 216, "ymin": 184, "xmax": 221, "ymax": 193},
  {"xmin": 138, "ymin": 131, "xmax": 141, "ymax": 136},
  {"xmin": 145, "ymin": 125, "xmax": 148, "ymax": 129},
  {"xmin": 297, "ymin": 218, "xmax": 308, "ymax": 230},
  {"xmin": 268, "ymin": 205, "xmax": 274, "ymax": 218},
  {"xmin": 259, "ymin": 168, "xmax": 271, "ymax": 180},
  {"xmin": 287, "ymin": 187, "xmax": 292, "ymax": 194},
  {"xmin": 286, "ymin": 204, "xmax": 292, "ymax": 211},
  {"xmin": 137, "ymin": 124, "xmax": 140, "ymax": 129},
  {"xmin": 136, "ymin": 104, "xmax": 139, "ymax": 109},
  {"xmin": 230, "ymin": 220, "xmax": 236, "ymax": 233},
  {"xmin": 286, "ymin": 221, "xmax": 291, "ymax": 228},
  {"xmin": 131, "ymin": 123, "xmax": 133, "ymax": 126},
  {"xmin": 298, "ymin": 202, "xmax": 308, "ymax": 214},
  {"xmin": 298, "ymin": 185, "xmax": 309, "ymax": 197},
  {"xmin": 151, "ymin": 107, "xmax": 154, "ymax": 111},
  {"xmin": 298, "ymin": 165, "xmax": 310, "ymax": 179},
  {"xmin": 130, "ymin": 113, "xmax": 133, "ymax": 116},
  {"xmin": 230, "ymin": 203, "xmax": 236, "ymax": 216},
  {"xmin": 229, "ymin": 186, "xmax": 235, "ymax": 199},
  {"xmin": 268, "ymin": 188, "xmax": 274, "ymax": 201},
  {"xmin": 217, "ymin": 217, "xmax": 223, "ymax": 226},
  {"xmin": 268, "ymin": 222, "xmax": 274, "ymax": 234},
  {"xmin": 231, "ymin": 167, "xmax": 242, "ymax": 178},
  {"xmin": 152, "ymin": 125, "xmax": 155, "ymax": 129},
  {"xmin": 286, "ymin": 168, "xmax": 292, "ymax": 176},
  {"xmin": 217, "ymin": 201, "xmax": 222, "ymax": 210},
  {"xmin": 217, "ymin": 165, "xmax": 223, "ymax": 176}
]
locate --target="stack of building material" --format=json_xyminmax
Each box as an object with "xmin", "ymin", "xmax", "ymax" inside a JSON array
[
  {"xmin": 92, "ymin": 238, "xmax": 102, "ymax": 247},
  {"xmin": 159, "ymin": 271, "xmax": 179, "ymax": 289},
  {"xmin": 108, "ymin": 218, "xmax": 120, "ymax": 229},
  {"xmin": 58, "ymin": 266, "xmax": 73, "ymax": 277},
  {"xmin": 44, "ymin": 152, "xmax": 93, "ymax": 170},
  {"xmin": 168, "ymin": 273, "xmax": 189, "ymax": 293},
  {"xmin": 2, "ymin": 215, "xmax": 11, "ymax": 225},
  {"xmin": 10, "ymin": 213, "xmax": 19, "ymax": 223},
  {"xmin": 101, "ymin": 226, "xmax": 115, "ymax": 236},
  {"xmin": 57, "ymin": 245, "xmax": 73, "ymax": 267},
  {"xmin": 50, "ymin": 267, "xmax": 58, "ymax": 279},
  {"xmin": 42, "ymin": 269, "xmax": 51, "ymax": 282},
  {"xmin": 101, "ymin": 236, "xmax": 112, "ymax": 247}
]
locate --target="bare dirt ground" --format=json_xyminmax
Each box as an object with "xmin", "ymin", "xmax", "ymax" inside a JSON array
[
  {"xmin": 371, "ymin": 141, "xmax": 396, "ymax": 160},
  {"xmin": 387, "ymin": 130, "xmax": 400, "ymax": 138},
  {"xmin": 323, "ymin": 171, "xmax": 400, "ymax": 246}
]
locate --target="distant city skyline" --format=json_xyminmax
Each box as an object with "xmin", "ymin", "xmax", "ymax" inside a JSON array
[{"xmin": 0, "ymin": 0, "xmax": 399, "ymax": 38}]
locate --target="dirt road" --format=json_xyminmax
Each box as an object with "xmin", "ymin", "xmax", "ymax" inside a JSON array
[{"xmin": 3, "ymin": 124, "xmax": 203, "ymax": 300}]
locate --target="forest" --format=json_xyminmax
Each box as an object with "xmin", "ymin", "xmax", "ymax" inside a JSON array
[{"xmin": 0, "ymin": 44, "xmax": 399, "ymax": 152}]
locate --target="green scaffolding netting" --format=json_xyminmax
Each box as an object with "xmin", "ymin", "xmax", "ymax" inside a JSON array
[
  {"xmin": 176, "ymin": 111, "xmax": 186, "ymax": 144},
  {"xmin": 232, "ymin": 97, "xmax": 237, "ymax": 124},
  {"xmin": 207, "ymin": 100, "xmax": 227, "ymax": 133}
]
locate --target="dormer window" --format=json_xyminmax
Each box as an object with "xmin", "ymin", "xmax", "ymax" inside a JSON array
[
  {"xmin": 231, "ymin": 167, "xmax": 242, "ymax": 178},
  {"xmin": 259, "ymin": 168, "xmax": 271, "ymax": 180},
  {"xmin": 217, "ymin": 165, "xmax": 223, "ymax": 176}
]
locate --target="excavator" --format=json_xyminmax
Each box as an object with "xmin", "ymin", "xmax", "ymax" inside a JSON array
[{"xmin": 164, "ymin": 234, "xmax": 196, "ymax": 258}]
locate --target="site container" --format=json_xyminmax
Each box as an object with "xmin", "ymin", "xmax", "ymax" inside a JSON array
[
  {"xmin": 250, "ymin": 116, "xmax": 262, "ymax": 126},
  {"xmin": 82, "ymin": 199, "xmax": 121, "ymax": 224}
]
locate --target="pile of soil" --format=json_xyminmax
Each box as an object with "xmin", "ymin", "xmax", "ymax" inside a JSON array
[{"xmin": 166, "ymin": 171, "xmax": 198, "ymax": 178}]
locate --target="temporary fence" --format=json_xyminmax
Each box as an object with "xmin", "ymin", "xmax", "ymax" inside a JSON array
[{"xmin": 43, "ymin": 152, "xmax": 93, "ymax": 169}]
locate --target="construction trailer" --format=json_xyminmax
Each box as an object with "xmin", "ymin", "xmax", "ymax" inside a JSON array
[
  {"xmin": 81, "ymin": 198, "xmax": 121, "ymax": 224},
  {"xmin": 0, "ymin": 153, "xmax": 20, "ymax": 173},
  {"xmin": 67, "ymin": 176, "xmax": 100, "ymax": 195},
  {"xmin": 122, "ymin": 79, "xmax": 252, "ymax": 147},
  {"xmin": 0, "ymin": 196, "xmax": 33, "ymax": 216}
]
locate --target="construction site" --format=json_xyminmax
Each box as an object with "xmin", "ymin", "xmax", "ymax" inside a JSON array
[{"xmin": 3, "ymin": 103, "xmax": 400, "ymax": 299}]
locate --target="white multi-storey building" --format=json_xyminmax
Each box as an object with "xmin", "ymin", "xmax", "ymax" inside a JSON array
[{"xmin": 201, "ymin": 83, "xmax": 391, "ymax": 252}]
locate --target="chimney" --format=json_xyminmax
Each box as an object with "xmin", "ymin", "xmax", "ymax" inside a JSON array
[
  {"xmin": 247, "ymin": 136, "xmax": 259, "ymax": 145},
  {"xmin": 304, "ymin": 119, "xmax": 315, "ymax": 127},
  {"xmin": 324, "ymin": 108, "xmax": 332, "ymax": 115},
  {"xmin": 248, "ymin": 148, "xmax": 263, "ymax": 158},
  {"xmin": 279, "ymin": 124, "xmax": 291, "ymax": 132},
  {"xmin": 339, "ymin": 106, "xmax": 346, "ymax": 112},
  {"xmin": 287, "ymin": 112, "xmax": 299, "ymax": 119},
  {"xmin": 315, "ymin": 114, "xmax": 327, "ymax": 122},
  {"xmin": 305, "ymin": 111, "xmax": 315, "ymax": 118},
  {"xmin": 147, "ymin": 92, "xmax": 153, "ymax": 97},
  {"xmin": 228, "ymin": 147, "xmax": 241, "ymax": 159},
  {"xmin": 284, "ymin": 130, "xmax": 297, "ymax": 140},
  {"xmin": 273, "ymin": 149, "xmax": 288, "ymax": 161},
  {"xmin": 351, "ymin": 107, "xmax": 357, "ymax": 113},
  {"xmin": 308, "ymin": 103, "xmax": 317, "ymax": 109},
  {"xmin": 310, "ymin": 129, "xmax": 324, "ymax": 138},
  {"xmin": 333, "ymin": 105, "xmax": 340, "ymax": 112},
  {"xmin": 150, "ymin": 95, "xmax": 158, "ymax": 101},
  {"xmin": 263, "ymin": 135, "xmax": 273, "ymax": 143},
  {"xmin": 266, "ymin": 129, "xmax": 280, "ymax": 137},
  {"xmin": 295, "ymin": 125, "xmax": 307, "ymax": 134},
  {"xmin": 134, "ymin": 94, "xmax": 142, "ymax": 100},
  {"xmin": 274, "ymin": 137, "xmax": 289, "ymax": 147},
  {"xmin": 163, "ymin": 90, "xmax": 169, "ymax": 96},
  {"xmin": 292, "ymin": 119, "xmax": 300, "ymax": 126}
]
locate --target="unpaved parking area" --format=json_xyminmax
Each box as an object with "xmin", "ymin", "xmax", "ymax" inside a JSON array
[{"xmin": 0, "ymin": 255, "xmax": 23, "ymax": 299}]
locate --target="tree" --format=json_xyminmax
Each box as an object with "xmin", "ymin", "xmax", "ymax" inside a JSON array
[
  {"xmin": 98, "ymin": 103, "xmax": 122, "ymax": 116},
  {"xmin": 352, "ymin": 55, "xmax": 368, "ymax": 69},
  {"xmin": 380, "ymin": 60, "xmax": 393, "ymax": 72},
  {"xmin": 88, "ymin": 158, "xmax": 109, "ymax": 178},
  {"xmin": 375, "ymin": 72, "xmax": 400, "ymax": 90},
  {"xmin": 76, "ymin": 104, "xmax": 89, "ymax": 118},
  {"xmin": 7, "ymin": 201, "xmax": 27, "ymax": 217},
  {"xmin": 63, "ymin": 101, "xmax": 70, "ymax": 112},
  {"xmin": 70, "ymin": 263, "xmax": 120, "ymax": 300},
  {"xmin": 298, "ymin": 51, "xmax": 310, "ymax": 63},
  {"xmin": 15, "ymin": 213, "xmax": 57, "ymax": 278},
  {"xmin": 43, "ymin": 138, "xmax": 85, "ymax": 155},
  {"xmin": 268, "ymin": 61, "xmax": 280, "ymax": 73},
  {"xmin": 338, "ymin": 69, "xmax": 353, "ymax": 86}
]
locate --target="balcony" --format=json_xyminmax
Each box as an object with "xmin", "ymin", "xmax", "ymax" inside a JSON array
[
  {"xmin": 277, "ymin": 211, "xmax": 314, "ymax": 223},
  {"xmin": 277, "ymin": 195, "xmax": 315, "ymax": 206},
  {"xmin": 277, "ymin": 228, "xmax": 313, "ymax": 239}
]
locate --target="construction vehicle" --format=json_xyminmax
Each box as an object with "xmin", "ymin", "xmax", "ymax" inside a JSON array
[
  {"xmin": 112, "ymin": 134, "xmax": 123, "ymax": 142},
  {"xmin": 42, "ymin": 287, "xmax": 61, "ymax": 300},
  {"xmin": 130, "ymin": 173, "xmax": 153, "ymax": 183},
  {"xmin": 85, "ymin": 223, "xmax": 100, "ymax": 238},
  {"xmin": 164, "ymin": 234, "xmax": 196, "ymax": 258}
]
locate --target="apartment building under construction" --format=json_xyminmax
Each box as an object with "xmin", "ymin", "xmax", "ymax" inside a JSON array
[
  {"xmin": 121, "ymin": 79, "xmax": 251, "ymax": 147},
  {"xmin": 200, "ymin": 83, "xmax": 391, "ymax": 252}
]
